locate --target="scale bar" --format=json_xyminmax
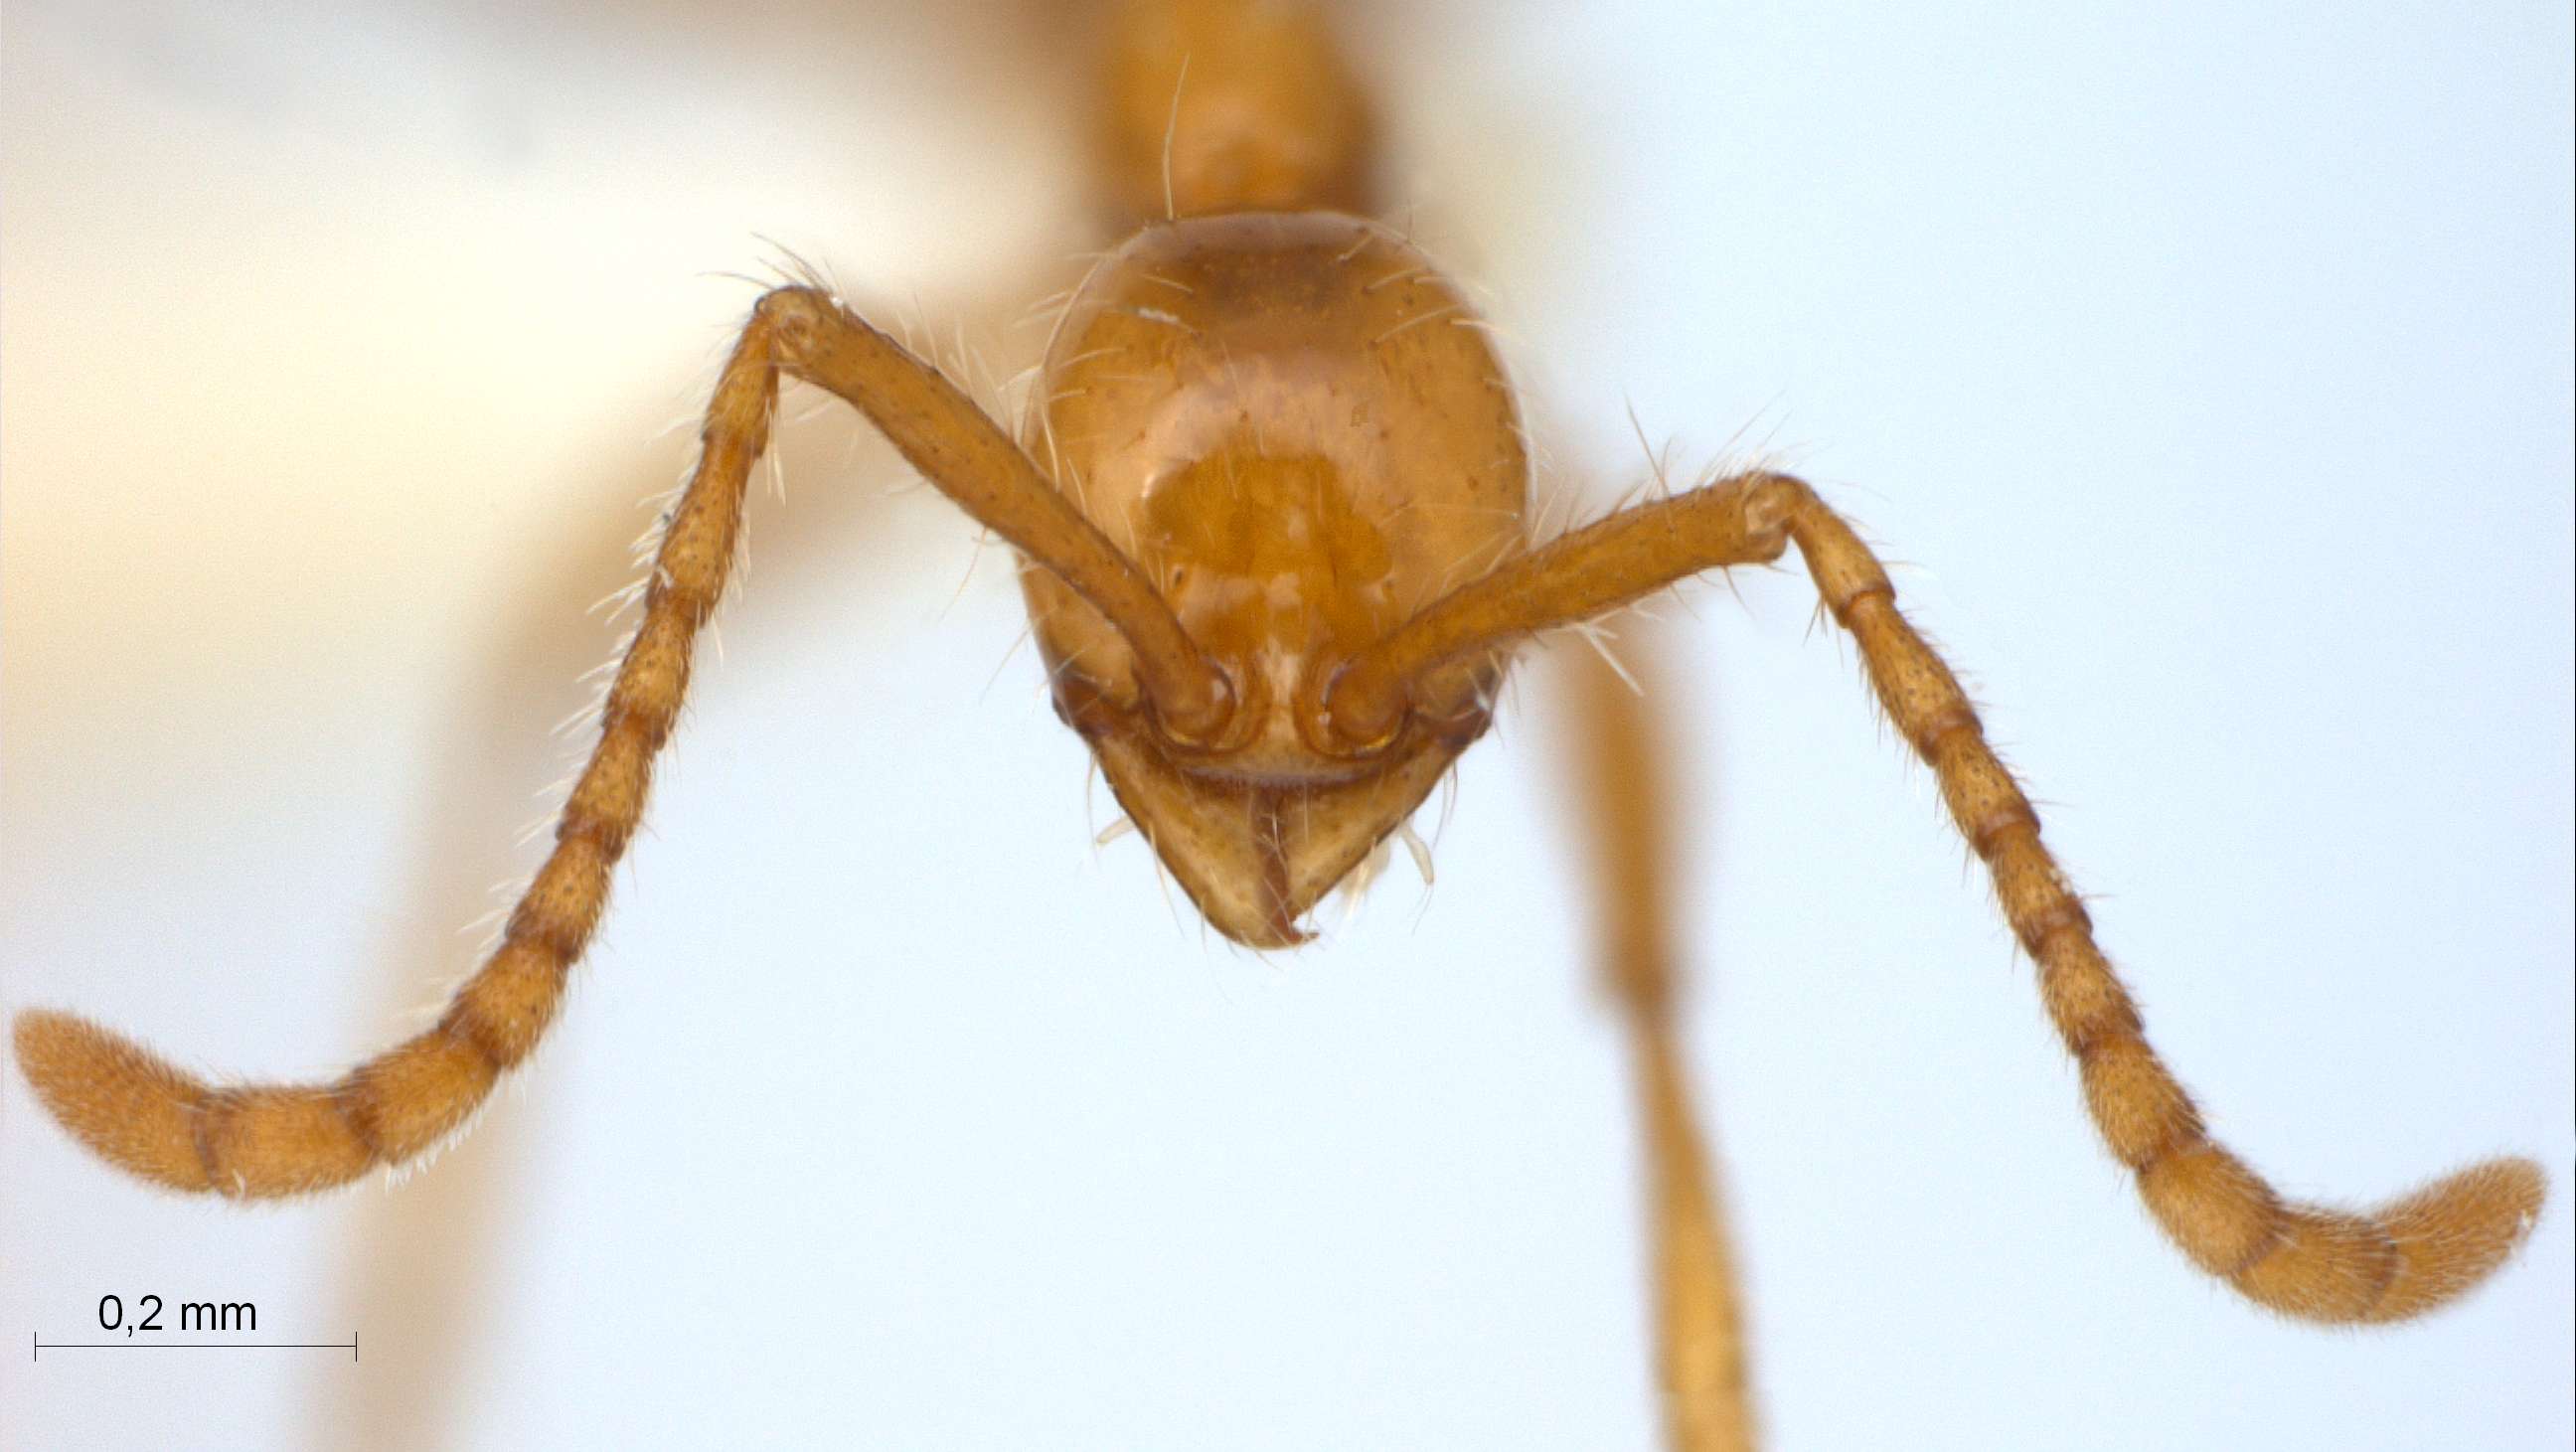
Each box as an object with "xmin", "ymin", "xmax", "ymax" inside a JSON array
[{"xmin": 35, "ymin": 1332, "xmax": 357, "ymax": 1362}]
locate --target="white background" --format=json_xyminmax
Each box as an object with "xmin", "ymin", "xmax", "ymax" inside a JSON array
[{"xmin": 4, "ymin": 2, "xmax": 2568, "ymax": 1448}]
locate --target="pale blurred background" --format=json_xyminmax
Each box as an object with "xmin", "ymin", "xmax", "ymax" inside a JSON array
[{"xmin": 3, "ymin": 2, "xmax": 2569, "ymax": 1448}]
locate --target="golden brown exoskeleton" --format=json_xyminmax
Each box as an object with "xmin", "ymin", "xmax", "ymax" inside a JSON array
[
  {"xmin": 1025, "ymin": 211, "xmax": 1527, "ymax": 944},
  {"xmin": 10, "ymin": 2, "xmax": 2545, "ymax": 1448}
]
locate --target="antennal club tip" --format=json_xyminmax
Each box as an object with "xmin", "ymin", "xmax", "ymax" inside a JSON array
[{"xmin": 14, "ymin": 1009, "xmax": 216, "ymax": 1193}]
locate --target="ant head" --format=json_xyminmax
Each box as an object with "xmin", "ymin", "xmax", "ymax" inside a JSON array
[{"xmin": 1020, "ymin": 211, "xmax": 1528, "ymax": 944}]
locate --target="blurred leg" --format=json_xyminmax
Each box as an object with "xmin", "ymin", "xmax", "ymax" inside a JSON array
[{"xmin": 1558, "ymin": 635, "xmax": 1756, "ymax": 1452}]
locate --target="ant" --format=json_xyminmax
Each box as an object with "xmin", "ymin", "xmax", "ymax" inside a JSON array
[{"xmin": 10, "ymin": 2, "xmax": 2565, "ymax": 1452}]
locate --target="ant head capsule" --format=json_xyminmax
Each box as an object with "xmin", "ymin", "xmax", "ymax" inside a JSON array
[{"xmin": 1022, "ymin": 212, "xmax": 1529, "ymax": 945}]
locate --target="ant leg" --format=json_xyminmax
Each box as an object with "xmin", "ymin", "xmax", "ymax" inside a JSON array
[
  {"xmin": 14, "ymin": 286, "xmax": 1226, "ymax": 1197},
  {"xmin": 1558, "ymin": 637, "xmax": 1756, "ymax": 1452},
  {"xmin": 1342, "ymin": 470, "xmax": 2543, "ymax": 1322}
]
